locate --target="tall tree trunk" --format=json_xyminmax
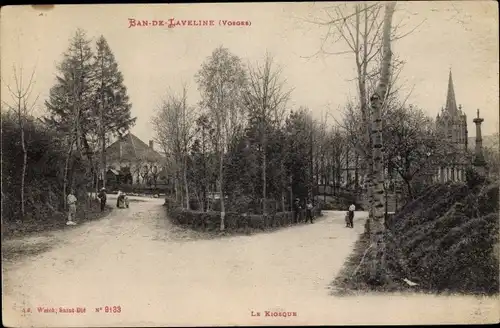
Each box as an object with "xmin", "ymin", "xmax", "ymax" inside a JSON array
[
  {"xmin": 101, "ymin": 120, "xmax": 106, "ymax": 190},
  {"xmin": 281, "ymin": 162, "xmax": 286, "ymax": 212},
  {"xmin": 202, "ymin": 129, "xmax": 207, "ymax": 212},
  {"xmin": 403, "ymin": 178, "xmax": 414, "ymax": 200},
  {"xmin": 367, "ymin": 1, "xmax": 396, "ymax": 284},
  {"xmin": 355, "ymin": 153, "xmax": 359, "ymax": 192},
  {"xmin": 219, "ymin": 149, "xmax": 225, "ymax": 231},
  {"xmin": 174, "ymin": 174, "xmax": 180, "ymax": 203},
  {"xmin": 19, "ymin": 114, "xmax": 27, "ymax": 219},
  {"xmin": 262, "ymin": 143, "xmax": 267, "ymax": 215},
  {"xmin": 346, "ymin": 149, "xmax": 350, "ymax": 189},
  {"xmin": 63, "ymin": 137, "xmax": 75, "ymax": 210},
  {"xmin": 184, "ymin": 154, "xmax": 190, "ymax": 210},
  {"xmin": 309, "ymin": 124, "xmax": 314, "ymax": 203}
]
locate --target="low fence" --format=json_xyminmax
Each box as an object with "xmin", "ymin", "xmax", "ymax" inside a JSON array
[{"xmin": 164, "ymin": 198, "xmax": 322, "ymax": 233}]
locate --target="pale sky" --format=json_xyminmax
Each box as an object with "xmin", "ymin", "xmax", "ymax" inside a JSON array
[{"xmin": 1, "ymin": 2, "xmax": 499, "ymax": 144}]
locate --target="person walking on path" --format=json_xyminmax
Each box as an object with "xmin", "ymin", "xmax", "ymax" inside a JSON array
[
  {"xmin": 117, "ymin": 190, "xmax": 123, "ymax": 208},
  {"xmin": 305, "ymin": 199, "xmax": 314, "ymax": 223},
  {"xmin": 98, "ymin": 188, "xmax": 107, "ymax": 212},
  {"xmin": 66, "ymin": 189, "xmax": 77, "ymax": 226},
  {"xmin": 347, "ymin": 203, "xmax": 356, "ymax": 228}
]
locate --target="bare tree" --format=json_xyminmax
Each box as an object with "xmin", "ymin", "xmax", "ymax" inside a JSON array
[
  {"xmin": 2, "ymin": 65, "xmax": 39, "ymax": 219},
  {"xmin": 367, "ymin": 1, "xmax": 397, "ymax": 283},
  {"xmin": 196, "ymin": 46, "xmax": 248, "ymax": 231},
  {"xmin": 152, "ymin": 84, "xmax": 195, "ymax": 209},
  {"xmin": 244, "ymin": 52, "xmax": 292, "ymax": 214},
  {"xmin": 306, "ymin": 2, "xmax": 421, "ymax": 219}
]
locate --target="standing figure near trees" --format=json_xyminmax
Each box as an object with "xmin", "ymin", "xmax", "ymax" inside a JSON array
[
  {"xmin": 348, "ymin": 203, "xmax": 356, "ymax": 228},
  {"xmin": 293, "ymin": 198, "xmax": 301, "ymax": 223},
  {"xmin": 98, "ymin": 188, "xmax": 107, "ymax": 212},
  {"xmin": 306, "ymin": 199, "xmax": 314, "ymax": 223},
  {"xmin": 117, "ymin": 190, "xmax": 123, "ymax": 208},
  {"xmin": 66, "ymin": 189, "xmax": 77, "ymax": 226}
]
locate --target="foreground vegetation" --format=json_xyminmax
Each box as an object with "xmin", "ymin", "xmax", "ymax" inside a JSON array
[
  {"xmin": 1, "ymin": 113, "xmax": 112, "ymax": 239},
  {"xmin": 333, "ymin": 173, "xmax": 499, "ymax": 296}
]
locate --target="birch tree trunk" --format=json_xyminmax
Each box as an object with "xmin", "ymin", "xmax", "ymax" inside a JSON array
[
  {"xmin": 174, "ymin": 174, "xmax": 180, "ymax": 204},
  {"xmin": 219, "ymin": 149, "xmax": 226, "ymax": 231},
  {"xmin": 183, "ymin": 154, "xmax": 190, "ymax": 210},
  {"xmin": 5, "ymin": 67, "xmax": 38, "ymax": 220},
  {"xmin": 19, "ymin": 112, "xmax": 27, "ymax": 218},
  {"xmin": 262, "ymin": 137, "xmax": 267, "ymax": 215},
  {"xmin": 367, "ymin": 1, "xmax": 396, "ymax": 284}
]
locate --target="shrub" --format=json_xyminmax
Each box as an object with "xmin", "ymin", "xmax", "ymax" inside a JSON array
[
  {"xmin": 2, "ymin": 112, "xmax": 95, "ymax": 236},
  {"xmin": 165, "ymin": 203, "xmax": 301, "ymax": 234}
]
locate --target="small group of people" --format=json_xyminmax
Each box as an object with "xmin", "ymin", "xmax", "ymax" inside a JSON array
[
  {"xmin": 116, "ymin": 190, "xmax": 129, "ymax": 208},
  {"xmin": 293, "ymin": 198, "xmax": 315, "ymax": 224},
  {"xmin": 345, "ymin": 203, "xmax": 356, "ymax": 228},
  {"xmin": 65, "ymin": 187, "xmax": 123, "ymax": 226}
]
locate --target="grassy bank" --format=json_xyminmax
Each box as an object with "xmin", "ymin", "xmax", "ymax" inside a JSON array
[
  {"xmin": 2, "ymin": 200, "xmax": 113, "ymax": 240},
  {"xmin": 333, "ymin": 180, "xmax": 499, "ymax": 296}
]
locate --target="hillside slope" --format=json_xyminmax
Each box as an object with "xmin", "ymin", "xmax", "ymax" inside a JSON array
[
  {"xmin": 334, "ymin": 178, "xmax": 499, "ymax": 295},
  {"xmin": 387, "ymin": 180, "xmax": 499, "ymax": 294}
]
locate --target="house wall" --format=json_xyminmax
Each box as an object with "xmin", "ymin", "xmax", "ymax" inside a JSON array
[{"xmin": 107, "ymin": 160, "xmax": 166, "ymax": 185}]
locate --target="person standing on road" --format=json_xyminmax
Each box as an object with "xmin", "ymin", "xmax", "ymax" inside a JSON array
[
  {"xmin": 117, "ymin": 190, "xmax": 123, "ymax": 208},
  {"xmin": 98, "ymin": 188, "xmax": 107, "ymax": 212},
  {"xmin": 293, "ymin": 198, "xmax": 301, "ymax": 223},
  {"xmin": 348, "ymin": 203, "xmax": 356, "ymax": 228},
  {"xmin": 66, "ymin": 189, "xmax": 77, "ymax": 226},
  {"xmin": 306, "ymin": 199, "xmax": 314, "ymax": 223}
]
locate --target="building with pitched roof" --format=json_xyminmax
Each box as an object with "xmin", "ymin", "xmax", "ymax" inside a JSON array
[{"xmin": 105, "ymin": 133, "xmax": 168, "ymax": 186}]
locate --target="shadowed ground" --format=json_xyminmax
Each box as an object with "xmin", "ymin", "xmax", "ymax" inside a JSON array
[{"xmin": 2, "ymin": 196, "xmax": 498, "ymax": 326}]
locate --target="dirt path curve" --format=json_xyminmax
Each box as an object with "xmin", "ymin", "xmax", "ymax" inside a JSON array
[{"xmin": 3, "ymin": 198, "xmax": 498, "ymax": 327}]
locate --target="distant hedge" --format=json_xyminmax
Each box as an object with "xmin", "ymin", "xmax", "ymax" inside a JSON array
[{"xmin": 164, "ymin": 197, "xmax": 322, "ymax": 234}]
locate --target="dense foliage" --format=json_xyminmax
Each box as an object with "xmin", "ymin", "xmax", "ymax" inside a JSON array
[{"xmin": 2, "ymin": 112, "xmax": 97, "ymax": 236}]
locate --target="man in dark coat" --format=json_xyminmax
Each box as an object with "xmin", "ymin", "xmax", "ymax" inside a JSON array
[
  {"xmin": 293, "ymin": 198, "xmax": 301, "ymax": 223},
  {"xmin": 98, "ymin": 188, "xmax": 107, "ymax": 212},
  {"xmin": 305, "ymin": 199, "xmax": 314, "ymax": 223}
]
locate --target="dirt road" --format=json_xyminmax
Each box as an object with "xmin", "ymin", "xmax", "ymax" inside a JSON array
[{"xmin": 2, "ymin": 197, "xmax": 498, "ymax": 326}]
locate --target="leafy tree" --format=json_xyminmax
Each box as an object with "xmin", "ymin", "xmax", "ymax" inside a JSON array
[
  {"xmin": 384, "ymin": 104, "xmax": 449, "ymax": 200},
  {"xmin": 93, "ymin": 35, "xmax": 136, "ymax": 187},
  {"xmin": 284, "ymin": 108, "xmax": 312, "ymax": 202},
  {"xmin": 44, "ymin": 29, "xmax": 135, "ymax": 199},
  {"xmin": 243, "ymin": 53, "xmax": 292, "ymax": 213},
  {"xmin": 195, "ymin": 46, "xmax": 248, "ymax": 230}
]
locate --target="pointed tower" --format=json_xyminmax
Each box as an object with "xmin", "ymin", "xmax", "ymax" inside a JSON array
[
  {"xmin": 434, "ymin": 70, "xmax": 469, "ymax": 183},
  {"xmin": 445, "ymin": 70, "xmax": 458, "ymax": 114}
]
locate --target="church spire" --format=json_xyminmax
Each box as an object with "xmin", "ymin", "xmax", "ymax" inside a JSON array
[{"xmin": 445, "ymin": 69, "xmax": 458, "ymax": 114}]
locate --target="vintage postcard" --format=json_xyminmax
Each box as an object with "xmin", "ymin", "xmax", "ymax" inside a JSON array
[{"xmin": 1, "ymin": 2, "xmax": 499, "ymax": 327}]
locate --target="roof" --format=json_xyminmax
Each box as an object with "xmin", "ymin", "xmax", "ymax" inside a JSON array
[
  {"xmin": 107, "ymin": 168, "xmax": 120, "ymax": 175},
  {"xmin": 106, "ymin": 133, "xmax": 165, "ymax": 163}
]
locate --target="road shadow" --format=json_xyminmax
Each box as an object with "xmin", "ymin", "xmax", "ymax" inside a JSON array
[{"xmin": 2, "ymin": 238, "xmax": 54, "ymax": 263}]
